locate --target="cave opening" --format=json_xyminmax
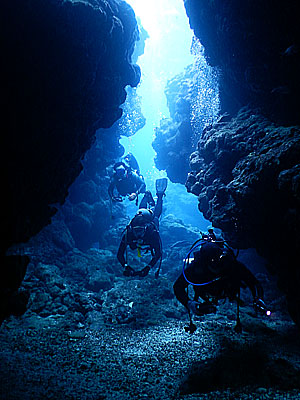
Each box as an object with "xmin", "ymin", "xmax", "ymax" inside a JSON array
[
  {"xmin": 119, "ymin": 0, "xmax": 219, "ymax": 229},
  {"xmin": 2, "ymin": 0, "xmax": 300, "ymax": 398},
  {"xmin": 64, "ymin": 0, "xmax": 221, "ymax": 247}
]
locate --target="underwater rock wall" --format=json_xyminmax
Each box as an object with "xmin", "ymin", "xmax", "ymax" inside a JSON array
[
  {"xmin": 153, "ymin": 49, "xmax": 219, "ymax": 185},
  {"xmin": 153, "ymin": 66, "xmax": 194, "ymax": 183},
  {"xmin": 60, "ymin": 78, "xmax": 146, "ymax": 251},
  {"xmin": 56, "ymin": 18, "xmax": 147, "ymax": 251},
  {"xmin": 184, "ymin": 0, "xmax": 300, "ymax": 126},
  {"xmin": 60, "ymin": 126, "xmax": 127, "ymax": 252},
  {"xmin": 2, "ymin": 0, "xmax": 140, "ymax": 251},
  {"xmin": 1, "ymin": 0, "xmax": 140, "ymax": 321},
  {"xmin": 186, "ymin": 108, "xmax": 300, "ymax": 325},
  {"xmin": 183, "ymin": 0, "xmax": 300, "ymax": 326}
]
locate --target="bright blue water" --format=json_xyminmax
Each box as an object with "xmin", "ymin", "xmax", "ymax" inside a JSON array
[
  {"xmin": 120, "ymin": 0, "xmax": 219, "ymax": 230},
  {"xmin": 121, "ymin": 0, "xmax": 193, "ymax": 179}
]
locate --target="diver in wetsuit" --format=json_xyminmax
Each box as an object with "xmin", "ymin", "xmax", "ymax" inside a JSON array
[
  {"xmin": 108, "ymin": 161, "xmax": 146, "ymax": 203},
  {"xmin": 173, "ymin": 237, "xmax": 268, "ymax": 332},
  {"xmin": 117, "ymin": 178, "xmax": 168, "ymax": 278}
]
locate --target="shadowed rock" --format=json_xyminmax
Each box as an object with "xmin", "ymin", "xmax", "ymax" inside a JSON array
[
  {"xmin": 186, "ymin": 108, "xmax": 300, "ymax": 326},
  {"xmin": 1, "ymin": 0, "xmax": 140, "ymax": 320},
  {"xmin": 184, "ymin": 0, "xmax": 300, "ymax": 125}
]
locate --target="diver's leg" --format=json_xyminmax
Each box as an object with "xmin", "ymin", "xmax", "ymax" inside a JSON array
[
  {"xmin": 138, "ymin": 193, "xmax": 148, "ymax": 209},
  {"xmin": 139, "ymin": 191, "xmax": 155, "ymax": 209},
  {"xmin": 153, "ymin": 193, "xmax": 163, "ymax": 219}
]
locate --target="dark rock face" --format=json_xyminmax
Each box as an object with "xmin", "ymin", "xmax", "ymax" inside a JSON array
[
  {"xmin": 184, "ymin": 0, "xmax": 300, "ymax": 126},
  {"xmin": 182, "ymin": 1, "xmax": 300, "ymax": 326},
  {"xmin": 187, "ymin": 108, "xmax": 300, "ymax": 249},
  {"xmin": 2, "ymin": 0, "xmax": 140, "ymax": 251},
  {"xmin": 186, "ymin": 107, "xmax": 300, "ymax": 325},
  {"xmin": 1, "ymin": 0, "xmax": 140, "ymax": 320},
  {"xmin": 61, "ymin": 83, "xmax": 145, "ymax": 251}
]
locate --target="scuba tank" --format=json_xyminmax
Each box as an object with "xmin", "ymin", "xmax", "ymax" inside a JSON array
[{"xmin": 183, "ymin": 230, "xmax": 238, "ymax": 333}]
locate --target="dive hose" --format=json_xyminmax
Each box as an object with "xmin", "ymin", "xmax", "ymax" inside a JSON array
[{"xmin": 182, "ymin": 239, "xmax": 222, "ymax": 287}]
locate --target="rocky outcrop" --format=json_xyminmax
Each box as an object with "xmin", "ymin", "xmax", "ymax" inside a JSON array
[
  {"xmin": 1, "ymin": 0, "xmax": 140, "ymax": 321},
  {"xmin": 184, "ymin": 0, "xmax": 300, "ymax": 126},
  {"xmin": 153, "ymin": 51, "xmax": 219, "ymax": 184},
  {"xmin": 152, "ymin": 1, "xmax": 300, "ymax": 326},
  {"xmin": 54, "ymin": 17, "xmax": 147, "ymax": 251},
  {"xmin": 9, "ymin": 209, "xmax": 205, "ymax": 329},
  {"xmin": 2, "ymin": 0, "xmax": 140, "ymax": 252},
  {"xmin": 182, "ymin": 1, "xmax": 300, "ymax": 326},
  {"xmin": 153, "ymin": 67, "xmax": 195, "ymax": 183},
  {"xmin": 186, "ymin": 108, "xmax": 300, "ymax": 325},
  {"xmin": 59, "ymin": 85, "xmax": 145, "ymax": 251}
]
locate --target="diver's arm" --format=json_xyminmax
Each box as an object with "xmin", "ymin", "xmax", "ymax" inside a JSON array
[
  {"xmin": 238, "ymin": 261, "xmax": 264, "ymax": 299},
  {"xmin": 148, "ymin": 232, "xmax": 162, "ymax": 268},
  {"xmin": 108, "ymin": 179, "xmax": 116, "ymax": 199},
  {"xmin": 173, "ymin": 273, "xmax": 189, "ymax": 308},
  {"xmin": 173, "ymin": 263, "xmax": 202, "ymax": 309},
  {"xmin": 132, "ymin": 172, "xmax": 146, "ymax": 195},
  {"xmin": 137, "ymin": 178, "xmax": 146, "ymax": 195},
  {"xmin": 117, "ymin": 234, "xmax": 127, "ymax": 267}
]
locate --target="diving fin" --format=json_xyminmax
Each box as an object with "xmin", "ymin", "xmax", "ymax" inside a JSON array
[{"xmin": 155, "ymin": 178, "xmax": 168, "ymax": 195}]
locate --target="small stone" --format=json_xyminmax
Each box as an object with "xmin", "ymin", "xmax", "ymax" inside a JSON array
[
  {"xmin": 257, "ymin": 387, "xmax": 267, "ymax": 393},
  {"xmin": 67, "ymin": 330, "xmax": 86, "ymax": 339}
]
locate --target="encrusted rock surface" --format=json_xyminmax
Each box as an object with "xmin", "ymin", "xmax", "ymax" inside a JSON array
[
  {"xmin": 153, "ymin": 54, "xmax": 219, "ymax": 184},
  {"xmin": 186, "ymin": 107, "xmax": 300, "ymax": 325},
  {"xmin": 153, "ymin": 67, "xmax": 195, "ymax": 183}
]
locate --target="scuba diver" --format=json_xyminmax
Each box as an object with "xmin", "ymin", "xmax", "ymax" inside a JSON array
[
  {"xmin": 117, "ymin": 178, "xmax": 168, "ymax": 278},
  {"xmin": 123, "ymin": 152, "xmax": 140, "ymax": 174},
  {"xmin": 173, "ymin": 231, "xmax": 270, "ymax": 334},
  {"xmin": 108, "ymin": 153, "xmax": 146, "ymax": 204}
]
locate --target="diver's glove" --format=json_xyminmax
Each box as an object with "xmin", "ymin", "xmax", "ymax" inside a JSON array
[
  {"xmin": 123, "ymin": 264, "xmax": 137, "ymax": 277},
  {"xmin": 112, "ymin": 196, "xmax": 123, "ymax": 202},
  {"xmin": 188, "ymin": 301, "xmax": 217, "ymax": 316},
  {"xmin": 137, "ymin": 265, "xmax": 150, "ymax": 278},
  {"xmin": 128, "ymin": 193, "xmax": 137, "ymax": 201},
  {"xmin": 187, "ymin": 300, "xmax": 200, "ymax": 315},
  {"xmin": 253, "ymin": 298, "xmax": 271, "ymax": 316}
]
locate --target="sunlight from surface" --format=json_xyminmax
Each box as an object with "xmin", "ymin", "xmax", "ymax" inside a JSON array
[
  {"xmin": 121, "ymin": 0, "xmax": 194, "ymax": 188},
  {"xmin": 120, "ymin": 0, "xmax": 214, "ymax": 229}
]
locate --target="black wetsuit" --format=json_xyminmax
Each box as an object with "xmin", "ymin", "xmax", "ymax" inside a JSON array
[
  {"xmin": 117, "ymin": 193, "xmax": 163, "ymax": 270},
  {"xmin": 117, "ymin": 224, "xmax": 162, "ymax": 269},
  {"xmin": 108, "ymin": 170, "xmax": 146, "ymax": 199},
  {"xmin": 173, "ymin": 243, "xmax": 263, "ymax": 309}
]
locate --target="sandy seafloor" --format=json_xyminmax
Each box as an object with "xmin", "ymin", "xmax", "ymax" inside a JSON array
[{"xmin": 0, "ymin": 308, "xmax": 299, "ymax": 400}]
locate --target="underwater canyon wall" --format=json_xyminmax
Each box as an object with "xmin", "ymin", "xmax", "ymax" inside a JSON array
[
  {"xmin": 60, "ymin": 86, "xmax": 145, "ymax": 252},
  {"xmin": 185, "ymin": 0, "xmax": 300, "ymax": 126},
  {"xmin": 154, "ymin": 0, "xmax": 300, "ymax": 325},
  {"xmin": 182, "ymin": 0, "xmax": 300, "ymax": 325},
  {"xmin": 187, "ymin": 109, "xmax": 300, "ymax": 324},
  {"xmin": 153, "ymin": 66, "xmax": 195, "ymax": 183},
  {"xmin": 1, "ymin": 0, "xmax": 140, "ymax": 321}
]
